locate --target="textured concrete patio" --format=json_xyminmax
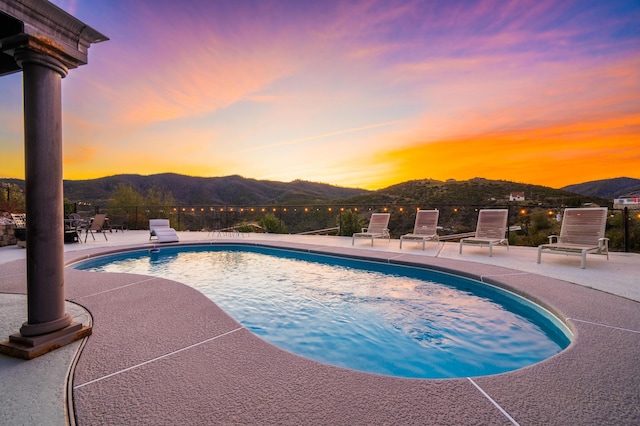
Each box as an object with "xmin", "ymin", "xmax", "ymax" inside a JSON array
[{"xmin": 1, "ymin": 231, "xmax": 639, "ymax": 425}]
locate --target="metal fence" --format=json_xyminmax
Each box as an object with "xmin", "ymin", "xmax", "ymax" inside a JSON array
[{"xmin": 73, "ymin": 203, "xmax": 638, "ymax": 253}]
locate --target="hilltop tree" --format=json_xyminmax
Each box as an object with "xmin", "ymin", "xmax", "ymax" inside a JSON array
[
  {"xmin": 144, "ymin": 185, "xmax": 177, "ymax": 218},
  {"xmin": 145, "ymin": 185, "xmax": 176, "ymax": 207},
  {"xmin": 108, "ymin": 183, "xmax": 145, "ymax": 214}
]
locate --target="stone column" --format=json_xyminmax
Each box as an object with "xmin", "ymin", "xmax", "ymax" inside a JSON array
[
  {"xmin": 0, "ymin": 43, "xmax": 92, "ymax": 359},
  {"xmin": 0, "ymin": 1, "xmax": 106, "ymax": 360},
  {"xmin": 16, "ymin": 49, "xmax": 72, "ymax": 337}
]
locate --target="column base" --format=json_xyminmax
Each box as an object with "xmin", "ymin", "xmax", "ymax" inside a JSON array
[{"xmin": 0, "ymin": 322, "xmax": 92, "ymax": 360}]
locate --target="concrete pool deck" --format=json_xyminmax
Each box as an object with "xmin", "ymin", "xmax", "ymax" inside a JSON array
[{"xmin": 1, "ymin": 231, "xmax": 639, "ymax": 425}]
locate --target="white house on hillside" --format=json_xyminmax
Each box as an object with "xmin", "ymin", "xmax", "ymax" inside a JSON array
[{"xmin": 509, "ymin": 192, "xmax": 525, "ymax": 201}]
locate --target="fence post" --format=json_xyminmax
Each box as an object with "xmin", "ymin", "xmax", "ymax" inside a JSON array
[
  {"xmin": 506, "ymin": 205, "xmax": 511, "ymax": 240},
  {"xmin": 624, "ymin": 207, "xmax": 629, "ymax": 253}
]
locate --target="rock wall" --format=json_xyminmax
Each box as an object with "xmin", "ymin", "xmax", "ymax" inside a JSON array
[{"xmin": 0, "ymin": 224, "xmax": 17, "ymax": 247}]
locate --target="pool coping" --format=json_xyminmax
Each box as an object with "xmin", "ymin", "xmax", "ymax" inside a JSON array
[{"xmin": 4, "ymin": 238, "xmax": 640, "ymax": 424}]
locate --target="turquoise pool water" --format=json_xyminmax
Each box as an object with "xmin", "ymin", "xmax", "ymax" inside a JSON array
[{"xmin": 72, "ymin": 245, "xmax": 571, "ymax": 379}]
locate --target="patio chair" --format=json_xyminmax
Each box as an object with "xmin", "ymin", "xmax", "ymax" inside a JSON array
[
  {"xmin": 149, "ymin": 219, "xmax": 179, "ymax": 243},
  {"xmin": 65, "ymin": 213, "xmax": 86, "ymax": 243},
  {"xmin": 459, "ymin": 209, "xmax": 509, "ymax": 257},
  {"xmin": 537, "ymin": 207, "xmax": 609, "ymax": 269},
  {"xmin": 83, "ymin": 213, "xmax": 108, "ymax": 243},
  {"xmin": 108, "ymin": 215, "xmax": 128, "ymax": 232},
  {"xmin": 352, "ymin": 213, "xmax": 390, "ymax": 246},
  {"xmin": 400, "ymin": 210, "xmax": 440, "ymax": 250}
]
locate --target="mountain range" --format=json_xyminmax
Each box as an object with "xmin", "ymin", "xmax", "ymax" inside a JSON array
[
  {"xmin": 57, "ymin": 173, "xmax": 371, "ymax": 205},
  {"xmin": 2, "ymin": 174, "xmax": 637, "ymax": 207},
  {"xmin": 561, "ymin": 177, "xmax": 640, "ymax": 199}
]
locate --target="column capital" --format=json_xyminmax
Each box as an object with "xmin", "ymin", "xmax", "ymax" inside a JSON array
[
  {"xmin": 0, "ymin": 0, "xmax": 108, "ymax": 76},
  {"xmin": 2, "ymin": 34, "xmax": 78, "ymax": 76},
  {"xmin": 13, "ymin": 45, "xmax": 69, "ymax": 77}
]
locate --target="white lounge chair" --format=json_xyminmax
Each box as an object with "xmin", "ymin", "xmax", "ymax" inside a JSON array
[
  {"xmin": 149, "ymin": 219, "xmax": 179, "ymax": 243},
  {"xmin": 537, "ymin": 207, "xmax": 609, "ymax": 269},
  {"xmin": 400, "ymin": 210, "xmax": 439, "ymax": 250},
  {"xmin": 459, "ymin": 209, "xmax": 509, "ymax": 257},
  {"xmin": 352, "ymin": 213, "xmax": 390, "ymax": 246}
]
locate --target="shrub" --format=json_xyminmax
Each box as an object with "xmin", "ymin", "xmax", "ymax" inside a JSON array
[
  {"xmin": 259, "ymin": 214, "xmax": 288, "ymax": 234},
  {"xmin": 337, "ymin": 209, "xmax": 365, "ymax": 236}
]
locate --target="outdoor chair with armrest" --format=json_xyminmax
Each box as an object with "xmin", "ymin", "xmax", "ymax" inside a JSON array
[
  {"xmin": 459, "ymin": 209, "xmax": 509, "ymax": 257},
  {"xmin": 537, "ymin": 207, "xmax": 609, "ymax": 269},
  {"xmin": 352, "ymin": 213, "xmax": 391, "ymax": 246},
  {"xmin": 400, "ymin": 209, "xmax": 440, "ymax": 250},
  {"xmin": 82, "ymin": 213, "xmax": 108, "ymax": 243}
]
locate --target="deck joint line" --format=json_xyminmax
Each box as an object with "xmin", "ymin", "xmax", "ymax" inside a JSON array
[
  {"xmin": 71, "ymin": 277, "xmax": 158, "ymax": 301},
  {"xmin": 468, "ymin": 377, "xmax": 520, "ymax": 426},
  {"xmin": 479, "ymin": 272, "xmax": 529, "ymax": 282},
  {"xmin": 567, "ymin": 318, "xmax": 640, "ymax": 334},
  {"xmin": 73, "ymin": 326, "xmax": 244, "ymax": 389}
]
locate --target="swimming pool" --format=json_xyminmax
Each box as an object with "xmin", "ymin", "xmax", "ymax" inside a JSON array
[{"xmin": 72, "ymin": 245, "xmax": 571, "ymax": 379}]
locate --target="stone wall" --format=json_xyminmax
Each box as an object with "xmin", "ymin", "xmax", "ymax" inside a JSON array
[{"xmin": 0, "ymin": 224, "xmax": 17, "ymax": 247}]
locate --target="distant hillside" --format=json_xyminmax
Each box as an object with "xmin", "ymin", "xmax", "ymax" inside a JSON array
[
  {"xmin": 57, "ymin": 174, "xmax": 370, "ymax": 206},
  {"xmin": 561, "ymin": 177, "xmax": 640, "ymax": 199},
  {"xmin": 1, "ymin": 174, "xmax": 615, "ymax": 208},
  {"xmin": 342, "ymin": 177, "xmax": 607, "ymax": 207}
]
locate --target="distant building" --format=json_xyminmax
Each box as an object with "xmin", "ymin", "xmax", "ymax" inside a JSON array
[
  {"xmin": 509, "ymin": 192, "xmax": 525, "ymax": 202},
  {"xmin": 614, "ymin": 194, "xmax": 640, "ymax": 209}
]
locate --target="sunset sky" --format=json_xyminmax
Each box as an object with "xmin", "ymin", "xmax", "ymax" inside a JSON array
[{"xmin": 1, "ymin": 0, "xmax": 639, "ymax": 189}]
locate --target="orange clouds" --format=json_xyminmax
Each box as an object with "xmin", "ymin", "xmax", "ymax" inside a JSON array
[{"xmin": 374, "ymin": 112, "xmax": 640, "ymax": 189}]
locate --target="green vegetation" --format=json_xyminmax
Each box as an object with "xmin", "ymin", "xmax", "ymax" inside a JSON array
[
  {"xmin": 108, "ymin": 183, "xmax": 145, "ymax": 212},
  {"xmin": 337, "ymin": 209, "xmax": 365, "ymax": 236},
  {"xmin": 259, "ymin": 214, "xmax": 288, "ymax": 234},
  {"xmin": 107, "ymin": 183, "xmax": 177, "ymax": 229},
  {"xmin": 0, "ymin": 183, "xmax": 25, "ymax": 212},
  {"xmin": 606, "ymin": 209, "xmax": 640, "ymax": 252}
]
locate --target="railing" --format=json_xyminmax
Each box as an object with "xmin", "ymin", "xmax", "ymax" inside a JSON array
[{"xmin": 71, "ymin": 203, "xmax": 638, "ymax": 253}]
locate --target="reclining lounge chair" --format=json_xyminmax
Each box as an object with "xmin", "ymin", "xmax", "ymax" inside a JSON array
[
  {"xmin": 352, "ymin": 213, "xmax": 390, "ymax": 246},
  {"xmin": 459, "ymin": 209, "xmax": 509, "ymax": 257},
  {"xmin": 149, "ymin": 219, "xmax": 179, "ymax": 243},
  {"xmin": 400, "ymin": 210, "xmax": 439, "ymax": 250},
  {"xmin": 537, "ymin": 207, "xmax": 608, "ymax": 269}
]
